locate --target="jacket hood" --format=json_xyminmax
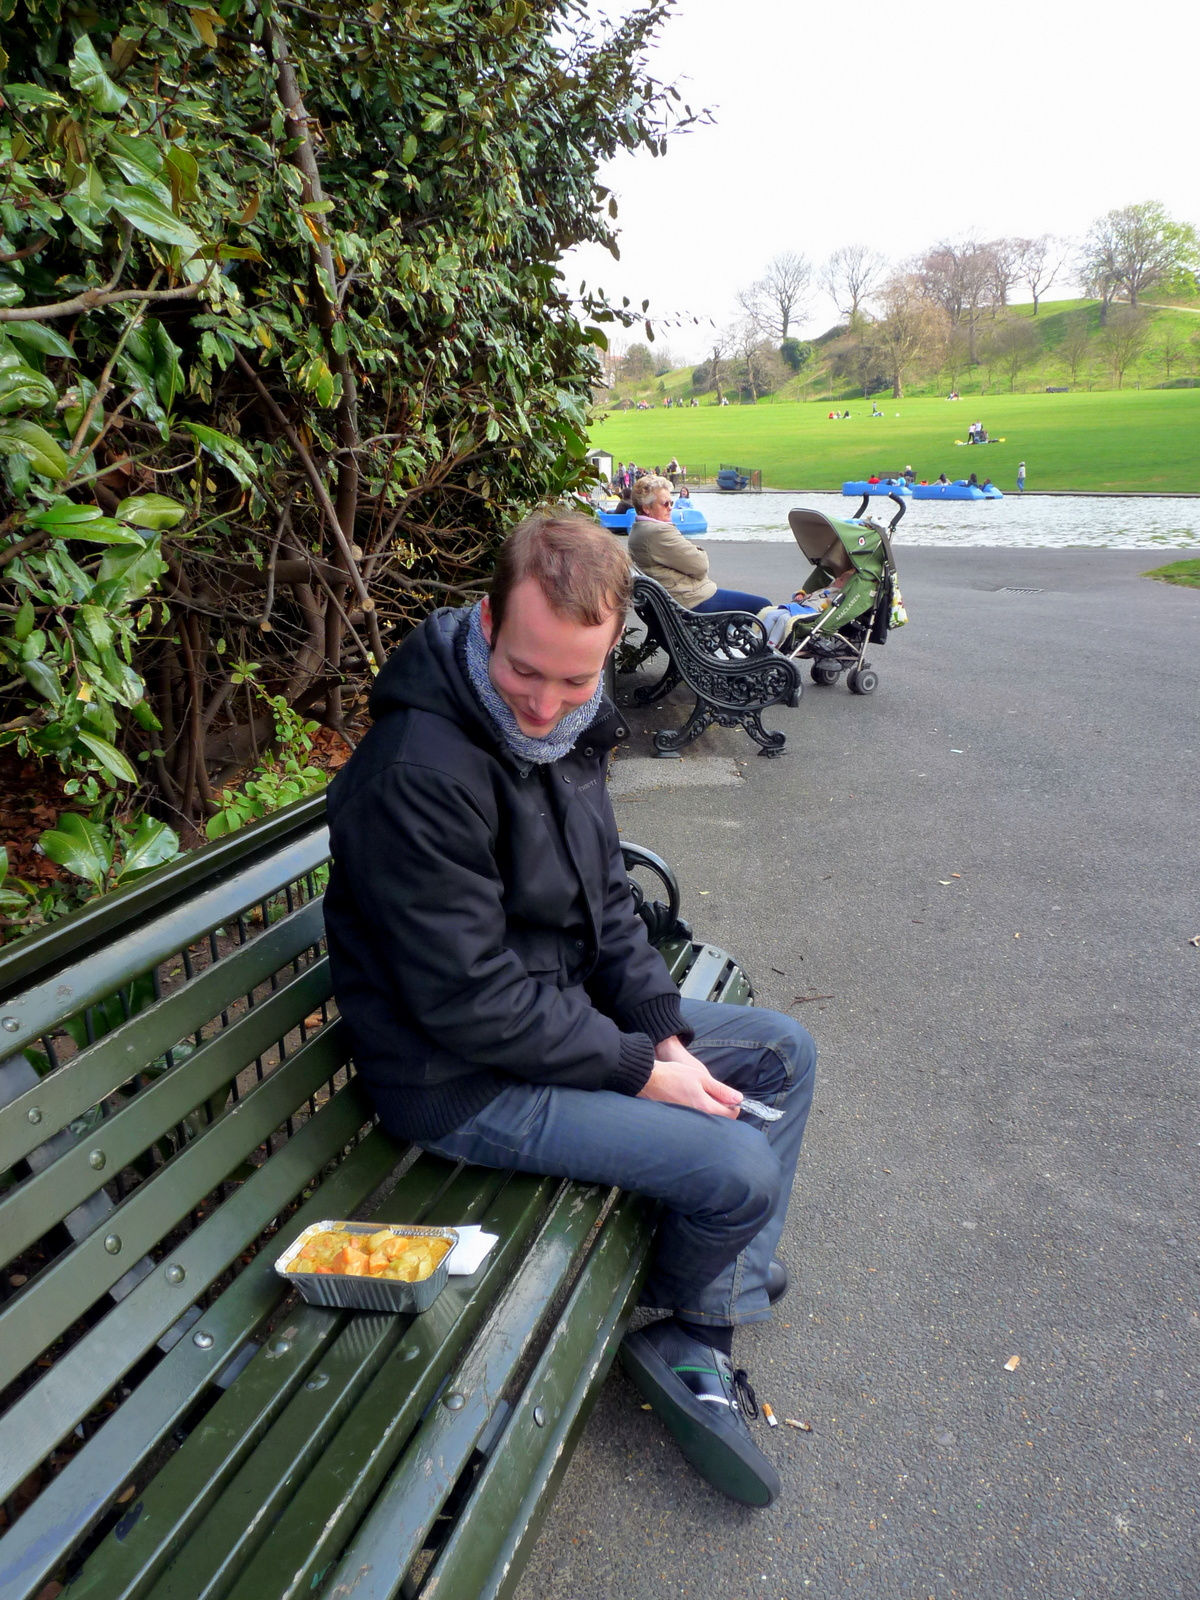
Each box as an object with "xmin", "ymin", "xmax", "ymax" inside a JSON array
[
  {"xmin": 368, "ymin": 605, "xmax": 483, "ymax": 731},
  {"xmin": 366, "ymin": 605, "xmax": 627, "ymax": 756}
]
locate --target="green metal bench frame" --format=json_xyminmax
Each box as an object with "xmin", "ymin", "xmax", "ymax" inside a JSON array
[{"xmin": 0, "ymin": 795, "xmax": 752, "ymax": 1600}]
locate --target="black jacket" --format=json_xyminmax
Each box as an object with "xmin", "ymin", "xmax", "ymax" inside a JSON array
[{"xmin": 323, "ymin": 606, "xmax": 687, "ymax": 1142}]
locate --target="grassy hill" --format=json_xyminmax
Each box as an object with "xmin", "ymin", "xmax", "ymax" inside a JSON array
[
  {"xmin": 591, "ymin": 387, "xmax": 1200, "ymax": 494},
  {"xmin": 604, "ymin": 297, "xmax": 1200, "ymax": 410}
]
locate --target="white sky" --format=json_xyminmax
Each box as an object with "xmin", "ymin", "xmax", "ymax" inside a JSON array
[{"xmin": 567, "ymin": 0, "xmax": 1200, "ymax": 362}]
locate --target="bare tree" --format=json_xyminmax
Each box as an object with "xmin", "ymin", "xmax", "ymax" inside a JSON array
[
  {"xmin": 707, "ymin": 326, "xmax": 734, "ymax": 404},
  {"xmin": 820, "ymin": 244, "xmax": 888, "ymax": 321},
  {"xmin": 988, "ymin": 238, "xmax": 1023, "ymax": 309},
  {"xmin": 917, "ymin": 237, "xmax": 995, "ymax": 359},
  {"xmin": 1096, "ymin": 305, "xmax": 1151, "ymax": 387},
  {"xmin": 739, "ymin": 251, "xmax": 812, "ymax": 341},
  {"xmin": 1014, "ymin": 235, "xmax": 1066, "ymax": 314},
  {"xmin": 982, "ymin": 315, "xmax": 1042, "ymax": 392},
  {"xmin": 874, "ymin": 274, "xmax": 945, "ymax": 397},
  {"xmin": 1057, "ymin": 312, "xmax": 1093, "ymax": 385}
]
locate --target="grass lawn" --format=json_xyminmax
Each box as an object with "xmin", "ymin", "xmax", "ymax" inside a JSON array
[
  {"xmin": 1142, "ymin": 558, "xmax": 1200, "ymax": 587},
  {"xmin": 591, "ymin": 388, "xmax": 1200, "ymax": 495}
]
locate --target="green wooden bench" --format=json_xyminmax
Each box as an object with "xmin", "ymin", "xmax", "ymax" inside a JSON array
[{"xmin": 0, "ymin": 795, "xmax": 752, "ymax": 1600}]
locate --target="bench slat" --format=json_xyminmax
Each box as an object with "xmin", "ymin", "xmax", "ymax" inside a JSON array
[
  {"xmin": 141, "ymin": 1164, "xmax": 525, "ymax": 1600},
  {"xmin": 74, "ymin": 1154, "xmax": 468, "ymax": 1600},
  {"xmin": 0, "ymin": 1023, "xmax": 349, "ymax": 1426},
  {"xmin": 0, "ymin": 799, "xmax": 326, "ymax": 1001},
  {"xmin": 419, "ymin": 1191, "xmax": 652, "ymax": 1600},
  {"xmin": 0, "ymin": 1108, "xmax": 398, "ymax": 1600},
  {"xmin": 214, "ymin": 1171, "xmax": 567, "ymax": 1600},
  {"xmin": 315, "ymin": 1182, "xmax": 613, "ymax": 1600},
  {"xmin": 0, "ymin": 829, "xmax": 329, "ymax": 1057},
  {"xmin": 0, "ymin": 897, "xmax": 325, "ymax": 1173},
  {"xmin": 0, "ymin": 960, "xmax": 333, "ymax": 1268}
]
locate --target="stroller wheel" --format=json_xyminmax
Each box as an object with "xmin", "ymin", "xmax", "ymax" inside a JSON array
[
  {"xmin": 848, "ymin": 667, "xmax": 879, "ymax": 695},
  {"xmin": 811, "ymin": 663, "xmax": 841, "ymax": 686}
]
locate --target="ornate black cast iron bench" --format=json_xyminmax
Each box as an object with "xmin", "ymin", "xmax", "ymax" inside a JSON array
[
  {"xmin": 627, "ymin": 574, "xmax": 803, "ymax": 758},
  {"xmin": 0, "ymin": 798, "xmax": 751, "ymax": 1600}
]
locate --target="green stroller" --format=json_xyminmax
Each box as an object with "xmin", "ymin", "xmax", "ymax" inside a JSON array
[{"xmin": 772, "ymin": 506, "xmax": 907, "ymax": 695}]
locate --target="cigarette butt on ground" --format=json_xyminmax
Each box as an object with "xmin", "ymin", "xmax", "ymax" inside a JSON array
[
  {"xmin": 784, "ymin": 1418, "xmax": 813, "ymax": 1431},
  {"xmin": 762, "ymin": 1403, "xmax": 778, "ymax": 1428},
  {"xmin": 1004, "ymin": 1355, "xmax": 1021, "ymax": 1371}
]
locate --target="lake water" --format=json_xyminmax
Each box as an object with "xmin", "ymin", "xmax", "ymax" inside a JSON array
[{"xmin": 688, "ymin": 491, "xmax": 1200, "ymax": 549}]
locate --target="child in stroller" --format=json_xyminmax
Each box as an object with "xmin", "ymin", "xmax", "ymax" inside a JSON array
[{"xmin": 758, "ymin": 503, "xmax": 907, "ymax": 696}]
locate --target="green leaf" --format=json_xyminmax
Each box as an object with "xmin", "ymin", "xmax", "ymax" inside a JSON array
[
  {"xmin": 69, "ymin": 35, "xmax": 128, "ymax": 115},
  {"xmin": 5, "ymin": 322, "xmax": 76, "ymax": 361},
  {"xmin": 75, "ymin": 730, "xmax": 139, "ymax": 785},
  {"xmin": 0, "ymin": 420, "xmax": 69, "ymax": 480},
  {"xmin": 40, "ymin": 811, "xmax": 113, "ymax": 889},
  {"xmin": 79, "ymin": 604, "xmax": 113, "ymax": 650},
  {"xmin": 20, "ymin": 659, "xmax": 62, "ymax": 704},
  {"xmin": 164, "ymin": 146, "xmax": 200, "ymax": 205},
  {"xmin": 183, "ymin": 421, "xmax": 257, "ymax": 488},
  {"xmin": 3, "ymin": 83, "xmax": 68, "ymax": 110},
  {"xmin": 108, "ymin": 183, "xmax": 200, "ymax": 251},
  {"xmin": 114, "ymin": 815, "xmax": 181, "ymax": 882},
  {"xmin": 64, "ymin": 521, "xmax": 147, "ymax": 546},
  {"xmin": 115, "ymin": 492, "xmax": 187, "ymax": 530},
  {"xmin": 26, "ymin": 502, "xmax": 108, "ymax": 528},
  {"xmin": 0, "ymin": 359, "xmax": 57, "ymax": 415},
  {"xmin": 97, "ymin": 539, "xmax": 166, "ymax": 597},
  {"xmin": 13, "ymin": 599, "xmax": 35, "ymax": 643},
  {"xmin": 106, "ymin": 130, "xmax": 162, "ymax": 176}
]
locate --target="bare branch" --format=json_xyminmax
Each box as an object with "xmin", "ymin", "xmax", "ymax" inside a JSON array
[{"xmin": 0, "ymin": 279, "xmax": 205, "ymax": 324}]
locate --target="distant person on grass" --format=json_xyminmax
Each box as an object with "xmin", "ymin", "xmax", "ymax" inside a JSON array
[
  {"xmin": 1017, "ymin": 461, "xmax": 1027, "ymax": 494},
  {"xmin": 628, "ymin": 475, "xmax": 771, "ymax": 614},
  {"xmin": 324, "ymin": 511, "xmax": 815, "ymax": 1508}
]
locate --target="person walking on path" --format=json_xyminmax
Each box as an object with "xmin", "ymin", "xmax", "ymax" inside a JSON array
[
  {"xmin": 628, "ymin": 476, "xmax": 772, "ymax": 614},
  {"xmin": 1017, "ymin": 461, "xmax": 1026, "ymax": 494},
  {"xmin": 324, "ymin": 511, "xmax": 815, "ymax": 1508}
]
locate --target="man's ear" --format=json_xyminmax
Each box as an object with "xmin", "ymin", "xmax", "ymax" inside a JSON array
[{"xmin": 480, "ymin": 596, "xmax": 494, "ymax": 647}]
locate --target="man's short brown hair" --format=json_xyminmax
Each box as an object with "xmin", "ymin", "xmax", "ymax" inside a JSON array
[{"xmin": 489, "ymin": 509, "xmax": 632, "ymax": 638}]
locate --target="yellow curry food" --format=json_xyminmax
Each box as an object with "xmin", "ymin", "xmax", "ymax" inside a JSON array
[{"xmin": 287, "ymin": 1227, "xmax": 451, "ymax": 1282}]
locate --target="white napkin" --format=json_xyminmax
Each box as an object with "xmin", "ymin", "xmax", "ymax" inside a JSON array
[{"xmin": 445, "ymin": 1224, "xmax": 499, "ymax": 1276}]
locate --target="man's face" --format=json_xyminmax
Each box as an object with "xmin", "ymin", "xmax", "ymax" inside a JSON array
[{"xmin": 480, "ymin": 578, "xmax": 619, "ymax": 739}]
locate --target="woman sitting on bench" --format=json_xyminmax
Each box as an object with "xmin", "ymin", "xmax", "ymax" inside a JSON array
[{"xmin": 627, "ymin": 476, "xmax": 771, "ymax": 615}]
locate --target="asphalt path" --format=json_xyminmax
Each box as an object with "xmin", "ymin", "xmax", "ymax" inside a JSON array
[{"xmin": 515, "ymin": 546, "xmax": 1199, "ymax": 1600}]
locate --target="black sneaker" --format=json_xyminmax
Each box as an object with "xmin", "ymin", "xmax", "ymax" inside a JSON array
[{"xmin": 620, "ymin": 1319, "xmax": 780, "ymax": 1506}]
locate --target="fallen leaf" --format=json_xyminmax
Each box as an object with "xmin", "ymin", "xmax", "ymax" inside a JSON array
[
  {"xmin": 784, "ymin": 1418, "xmax": 813, "ymax": 1431},
  {"xmin": 938, "ymin": 880, "xmax": 953, "ymax": 886},
  {"xmin": 1004, "ymin": 1355, "xmax": 1020, "ymax": 1371},
  {"xmin": 1189, "ymin": 936, "xmax": 1200, "ymax": 948},
  {"xmin": 698, "ymin": 891, "xmax": 709, "ymax": 895}
]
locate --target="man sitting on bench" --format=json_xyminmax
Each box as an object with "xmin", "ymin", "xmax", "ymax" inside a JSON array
[{"xmin": 323, "ymin": 510, "xmax": 816, "ymax": 1508}]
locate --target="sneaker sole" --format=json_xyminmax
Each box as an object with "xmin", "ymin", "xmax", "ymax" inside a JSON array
[{"xmin": 620, "ymin": 1332, "xmax": 780, "ymax": 1507}]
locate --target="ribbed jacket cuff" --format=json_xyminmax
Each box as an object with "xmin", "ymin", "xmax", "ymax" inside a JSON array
[
  {"xmin": 609, "ymin": 1031, "xmax": 655, "ymax": 1096},
  {"xmin": 624, "ymin": 993, "xmax": 692, "ymax": 1047}
]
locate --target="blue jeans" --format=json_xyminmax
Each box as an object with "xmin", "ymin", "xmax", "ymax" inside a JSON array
[
  {"xmin": 421, "ymin": 1000, "xmax": 815, "ymax": 1326},
  {"xmin": 693, "ymin": 587, "xmax": 773, "ymax": 616}
]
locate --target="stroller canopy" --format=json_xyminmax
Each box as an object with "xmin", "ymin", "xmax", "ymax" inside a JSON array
[{"xmin": 788, "ymin": 508, "xmax": 888, "ymax": 580}]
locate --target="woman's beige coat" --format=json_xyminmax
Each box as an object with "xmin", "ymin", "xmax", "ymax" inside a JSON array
[{"xmin": 627, "ymin": 515, "xmax": 717, "ymax": 609}]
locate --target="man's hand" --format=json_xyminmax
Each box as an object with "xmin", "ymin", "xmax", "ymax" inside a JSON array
[{"xmin": 638, "ymin": 1035, "xmax": 742, "ymax": 1118}]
